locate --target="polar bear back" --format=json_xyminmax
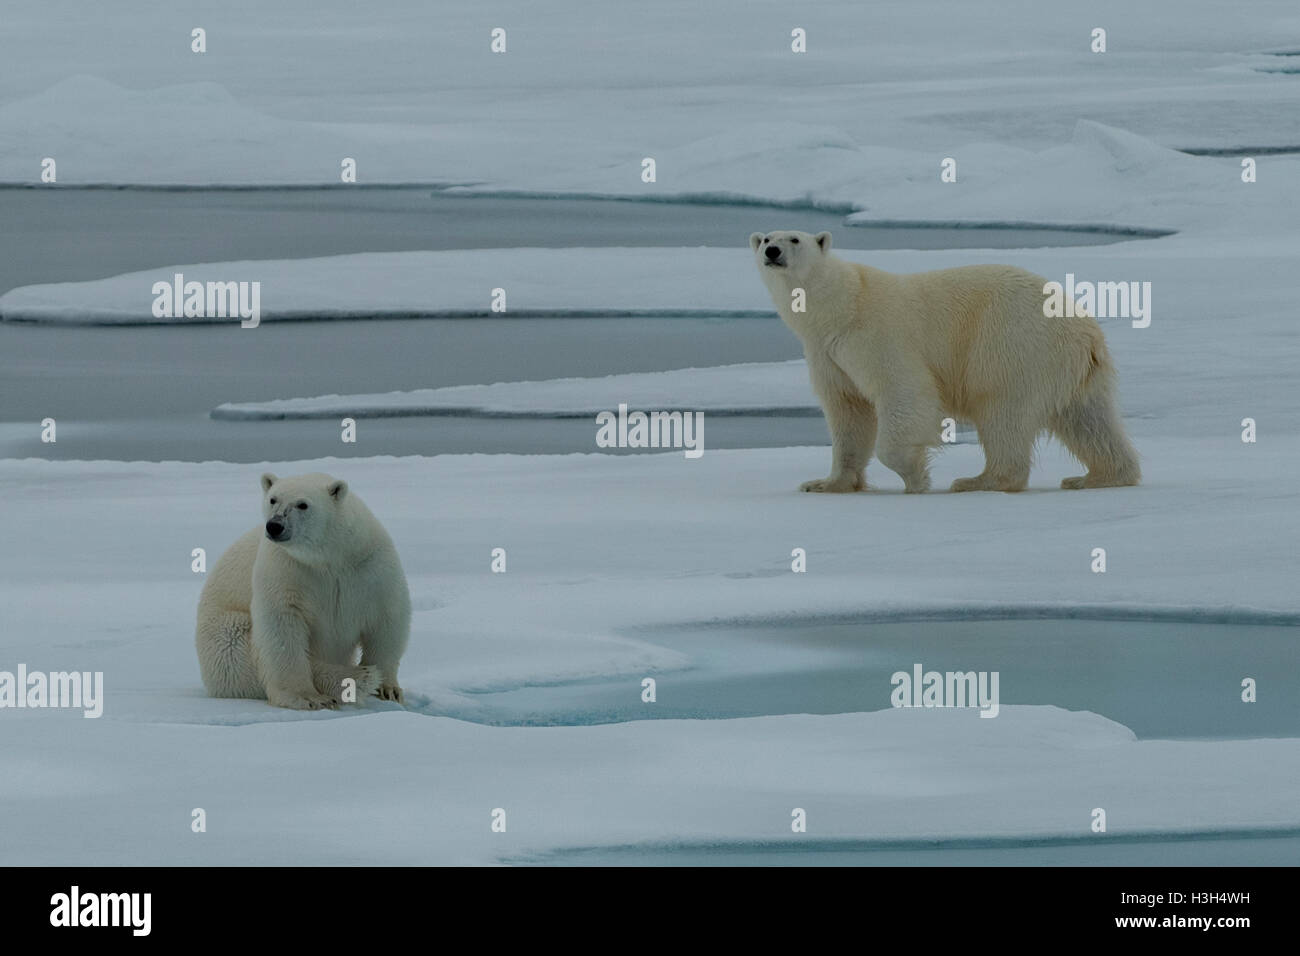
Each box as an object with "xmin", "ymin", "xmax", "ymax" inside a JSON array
[{"xmin": 884, "ymin": 264, "xmax": 1108, "ymax": 419}]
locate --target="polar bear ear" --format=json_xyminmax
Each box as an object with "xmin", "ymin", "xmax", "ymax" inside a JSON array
[
  {"xmin": 749, "ymin": 232, "xmax": 764, "ymax": 252},
  {"xmin": 260, "ymin": 473, "xmax": 278, "ymax": 493},
  {"xmin": 815, "ymin": 231, "xmax": 832, "ymax": 252},
  {"xmin": 327, "ymin": 479, "xmax": 348, "ymax": 502}
]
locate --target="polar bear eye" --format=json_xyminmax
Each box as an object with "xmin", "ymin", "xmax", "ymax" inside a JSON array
[
  {"xmin": 269, "ymin": 497, "xmax": 277, "ymax": 505},
  {"xmin": 296, "ymin": 502, "xmax": 309, "ymax": 510},
  {"xmin": 790, "ymin": 237, "xmax": 799, "ymax": 244}
]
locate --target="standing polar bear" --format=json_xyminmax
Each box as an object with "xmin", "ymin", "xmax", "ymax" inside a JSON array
[
  {"xmin": 750, "ymin": 230, "xmax": 1140, "ymax": 493},
  {"xmin": 196, "ymin": 472, "xmax": 411, "ymax": 710}
]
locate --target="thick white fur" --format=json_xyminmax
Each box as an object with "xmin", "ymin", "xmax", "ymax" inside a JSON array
[
  {"xmin": 750, "ymin": 229, "xmax": 1140, "ymax": 493},
  {"xmin": 195, "ymin": 472, "xmax": 412, "ymax": 710}
]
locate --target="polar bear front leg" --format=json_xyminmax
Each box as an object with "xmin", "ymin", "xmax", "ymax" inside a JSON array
[
  {"xmin": 832, "ymin": 350, "xmax": 939, "ymax": 494},
  {"xmin": 252, "ymin": 607, "xmax": 339, "ymax": 710},
  {"xmin": 800, "ymin": 352, "xmax": 876, "ymax": 493},
  {"xmin": 361, "ymin": 601, "xmax": 411, "ymax": 704},
  {"xmin": 873, "ymin": 391, "xmax": 942, "ymax": 494}
]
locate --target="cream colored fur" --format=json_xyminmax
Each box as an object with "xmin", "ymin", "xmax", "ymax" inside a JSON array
[
  {"xmin": 750, "ymin": 230, "xmax": 1140, "ymax": 493},
  {"xmin": 195, "ymin": 472, "xmax": 411, "ymax": 709}
]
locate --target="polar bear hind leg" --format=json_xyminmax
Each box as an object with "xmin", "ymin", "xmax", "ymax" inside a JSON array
[
  {"xmin": 196, "ymin": 610, "xmax": 263, "ymax": 699},
  {"xmin": 1051, "ymin": 366, "xmax": 1141, "ymax": 489},
  {"xmin": 952, "ymin": 406, "xmax": 1038, "ymax": 493}
]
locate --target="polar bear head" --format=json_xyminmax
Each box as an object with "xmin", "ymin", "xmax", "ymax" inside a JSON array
[
  {"xmin": 749, "ymin": 229, "xmax": 833, "ymax": 279},
  {"xmin": 259, "ymin": 472, "xmax": 349, "ymax": 551}
]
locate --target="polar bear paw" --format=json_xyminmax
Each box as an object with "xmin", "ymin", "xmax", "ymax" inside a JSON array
[
  {"xmin": 950, "ymin": 475, "xmax": 990, "ymax": 492},
  {"xmin": 310, "ymin": 663, "xmax": 382, "ymax": 704},
  {"xmin": 951, "ymin": 474, "xmax": 1026, "ymax": 493},
  {"xmin": 349, "ymin": 664, "xmax": 383, "ymax": 699},
  {"xmin": 374, "ymin": 682, "xmax": 405, "ymax": 704},
  {"xmin": 1061, "ymin": 472, "xmax": 1136, "ymax": 489},
  {"xmin": 799, "ymin": 475, "xmax": 865, "ymax": 493},
  {"xmin": 269, "ymin": 689, "xmax": 339, "ymax": 711}
]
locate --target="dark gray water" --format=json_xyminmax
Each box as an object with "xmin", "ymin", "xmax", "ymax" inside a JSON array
[
  {"xmin": 0, "ymin": 408, "xmax": 827, "ymax": 461},
  {"xmin": 1, "ymin": 317, "xmax": 802, "ymax": 418},
  {"xmin": 0, "ymin": 315, "xmax": 826, "ymax": 461},
  {"xmin": 517, "ymin": 831, "xmax": 1300, "ymax": 866},
  {"xmin": 0, "ymin": 187, "xmax": 1150, "ymax": 296},
  {"xmin": 442, "ymin": 618, "xmax": 1300, "ymax": 741},
  {"xmin": 0, "ymin": 189, "xmax": 1160, "ymax": 461}
]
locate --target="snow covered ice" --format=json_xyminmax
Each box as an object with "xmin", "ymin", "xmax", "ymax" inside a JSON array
[{"xmin": 1, "ymin": 0, "xmax": 1299, "ymax": 867}]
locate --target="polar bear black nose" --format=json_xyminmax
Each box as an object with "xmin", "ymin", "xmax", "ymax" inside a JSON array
[
  {"xmin": 265, "ymin": 520, "xmax": 285, "ymax": 539},
  {"xmin": 765, "ymin": 245, "xmax": 782, "ymax": 260}
]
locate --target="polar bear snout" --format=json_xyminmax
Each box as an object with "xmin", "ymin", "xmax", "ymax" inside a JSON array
[
  {"xmin": 265, "ymin": 519, "xmax": 290, "ymax": 542},
  {"xmin": 751, "ymin": 230, "xmax": 831, "ymax": 274}
]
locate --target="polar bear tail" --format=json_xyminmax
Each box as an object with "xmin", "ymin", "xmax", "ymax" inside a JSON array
[
  {"xmin": 196, "ymin": 609, "xmax": 265, "ymax": 698},
  {"xmin": 1050, "ymin": 344, "xmax": 1141, "ymax": 489}
]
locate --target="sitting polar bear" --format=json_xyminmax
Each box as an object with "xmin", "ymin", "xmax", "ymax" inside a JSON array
[
  {"xmin": 196, "ymin": 472, "xmax": 411, "ymax": 710},
  {"xmin": 750, "ymin": 230, "xmax": 1140, "ymax": 493}
]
